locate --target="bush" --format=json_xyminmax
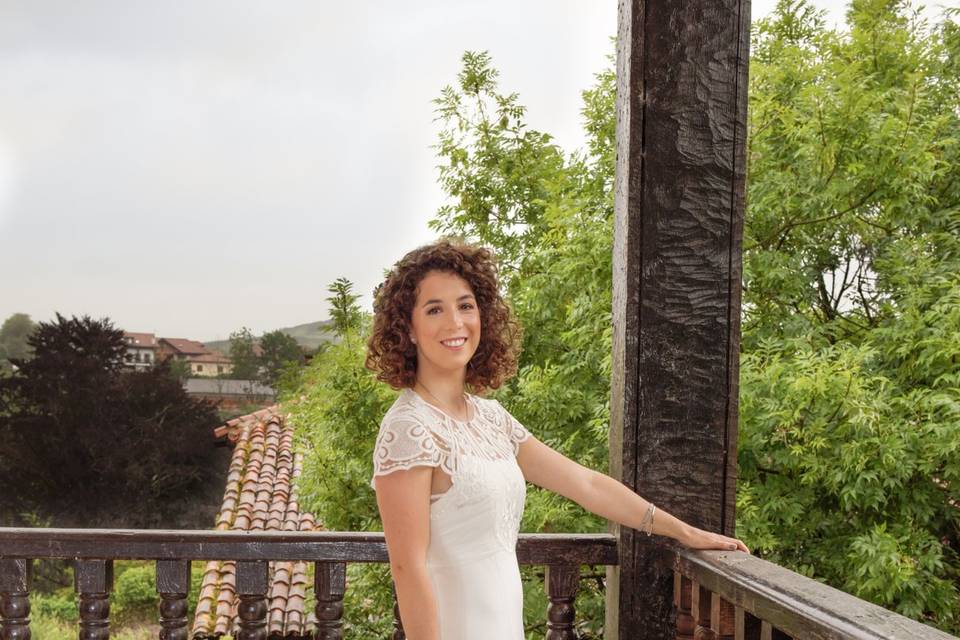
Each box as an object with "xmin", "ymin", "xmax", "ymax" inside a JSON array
[
  {"xmin": 30, "ymin": 591, "xmax": 77, "ymax": 623},
  {"xmin": 26, "ymin": 561, "xmax": 211, "ymax": 639},
  {"xmin": 112, "ymin": 564, "xmax": 157, "ymax": 622}
]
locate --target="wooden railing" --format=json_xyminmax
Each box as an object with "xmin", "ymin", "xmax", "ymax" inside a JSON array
[
  {"xmin": 1, "ymin": 528, "xmax": 955, "ymax": 639},
  {"xmin": 672, "ymin": 548, "xmax": 956, "ymax": 640},
  {"xmin": 0, "ymin": 528, "xmax": 617, "ymax": 640}
]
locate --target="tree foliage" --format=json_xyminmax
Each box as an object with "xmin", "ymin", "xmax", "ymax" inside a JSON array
[
  {"xmin": 289, "ymin": 1, "xmax": 960, "ymax": 633},
  {"xmin": 327, "ymin": 277, "xmax": 363, "ymax": 335},
  {"xmin": 227, "ymin": 327, "xmax": 260, "ymax": 380},
  {"xmin": 285, "ymin": 284, "xmax": 397, "ymax": 637},
  {"xmin": 0, "ymin": 314, "xmax": 221, "ymax": 528},
  {"xmin": 0, "ymin": 313, "xmax": 36, "ymax": 372},
  {"xmin": 736, "ymin": 0, "xmax": 960, "ymax": 628},
  {"xmin": 258, "ymin": 329, "xmax": 304, "ymax": 388}
]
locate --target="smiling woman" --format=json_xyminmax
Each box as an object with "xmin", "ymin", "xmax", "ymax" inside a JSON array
[
  {"xmin": 365, "ymin": 240, "xmax": 521, "ymax": 395},
  {"xmin": 408, "ymin": 271, "xmax": 482, "ymax": 410},
  {"xmin": 361, "ymin": 239, "xmax": 748, "ymax": 640}
]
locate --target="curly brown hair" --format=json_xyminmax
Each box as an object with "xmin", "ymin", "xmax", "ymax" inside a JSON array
[{"xmin": 365, "ymin": 239, "xmax": 521, "ymax": 393}]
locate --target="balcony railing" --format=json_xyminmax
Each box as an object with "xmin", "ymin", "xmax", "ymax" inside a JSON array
[
  {"xmin": 0, "ymin": 527, "xmax": 954, "ymax": 639},
  {"xmin": 0, "ymin": 528, "xmax": 617, "ymax": 639},
  {"xmin": 671, "ymin": 548, "xmax": 955, "ymax": 640}
]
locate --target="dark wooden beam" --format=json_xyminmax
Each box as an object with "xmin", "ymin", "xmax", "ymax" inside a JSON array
[{"xmin": 607, "ymin": 0, "xmax": 750, "ymax": 637}]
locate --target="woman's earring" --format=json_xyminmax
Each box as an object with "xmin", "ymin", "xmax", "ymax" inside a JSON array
[{"xmin": 410, "ymin": 336, "xmax": 417, "ymax": 344}]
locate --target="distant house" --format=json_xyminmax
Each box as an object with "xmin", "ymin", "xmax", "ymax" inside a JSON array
[
  {"xmin": 122, "ymin": 332, "xmax": 159, "ymax": 371},
  {"xmin": 158, "ymin": 337, "xmax": 233, "ymax": 377}
]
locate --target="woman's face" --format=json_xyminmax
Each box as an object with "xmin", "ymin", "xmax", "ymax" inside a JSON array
[{"xmin": 409, "ymin": 270, "xmax": 481, "ymax": 379}]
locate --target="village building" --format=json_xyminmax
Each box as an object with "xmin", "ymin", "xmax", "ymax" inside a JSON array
[
  {"xmin": 158, "ymin": 337, "xmax": 234, "ymax": 378},
  {"xmin": 121, "ymin": 332, "xmax": 159, "ymax": 371}
]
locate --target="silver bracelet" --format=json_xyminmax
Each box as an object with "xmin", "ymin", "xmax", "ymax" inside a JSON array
[{"xmin": 638, "ymin": 503, "xmax": 656, "ymax": 536}]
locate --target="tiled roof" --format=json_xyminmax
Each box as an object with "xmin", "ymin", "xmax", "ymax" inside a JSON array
[
  {"xmin": 161, "ymin": 338, "xmax": 211, "ymax": 356},
  {"xmin": 187, "ymin": 351, "xmax": 232, "ymax": 364},
  {"xmin": 192, "ymin": 406, "xmax": 322, "ymax": 639},
  {"xmin": 123, "ymin": 332, "xmax": 158, "ymax": 348}
]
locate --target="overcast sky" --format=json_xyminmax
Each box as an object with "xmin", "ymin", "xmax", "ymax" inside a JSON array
[{"xmin": 0, "ymin": 0, "xmax": 954, "ymax": 341}]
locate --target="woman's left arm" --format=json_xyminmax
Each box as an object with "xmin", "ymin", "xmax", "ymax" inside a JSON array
[{"xmin": 516, "ymin": 435, "xmax": 749, "ymax": 552}]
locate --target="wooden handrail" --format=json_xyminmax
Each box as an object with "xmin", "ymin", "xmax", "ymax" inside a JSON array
[
  {"xmin": 0, "ymin": 528, "xmax": 618, "ymax": 565},
  {"xmin": 673, "ymin": 548, "xmax": 957, "ymax": 640}
]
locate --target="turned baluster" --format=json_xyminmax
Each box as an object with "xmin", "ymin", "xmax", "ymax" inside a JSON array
[
  {"xmin": 75, "ymin": 559, "xmax": 113, "ymax": 640},
  {"xmin": 156, "ymin": 560, "xmax": 190, "ymax": 640},
  {"xmin": 235, "ymin": 561, "xmax": 268, "ymax": 640},
  {"xmin": 391, "ymin": 582, "xmax": 405, "ymax": 640},
  {"xmin": 545, "ymin": 564, "xmax": 579, "ymax": 640},
  {"xmin": 674, "ymin": 573, "xmax": 695, "ymax": 640},
  {"xmin": 313, "ymin": 561, "xmax": 345, "ymax": 640},
  {"xmin": 0, "ymin": 558, "xmax": 32, "ymax": 640}
]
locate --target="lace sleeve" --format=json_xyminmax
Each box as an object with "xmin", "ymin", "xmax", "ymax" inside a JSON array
[
  {"xmin": 496, "ymin": 400, "xmax": 532, "ymax": 455},
  {"xmin": 369, "ymin": 412, "xmax": 447, "ymax": 490}
]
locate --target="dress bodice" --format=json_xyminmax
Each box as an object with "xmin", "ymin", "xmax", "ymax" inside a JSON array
[
  {"xmin": 426, "ymin": 454, "xmax": 527, "ymax": 566},
  {"xmin": 370, "ymin": 388, "xmax": 531, "ymax": 485}
]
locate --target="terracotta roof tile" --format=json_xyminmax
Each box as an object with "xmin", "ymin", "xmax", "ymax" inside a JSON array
[
  {"xmin": 160, "ymin": 337, "xmax": 212, "ymax": 355},
  {"xmin": 186, "ymin": 352, "xmax": 232, "ymax": 364},
  {"xmin": 192, "ymin": 407, "xmax": 323, "ymax": 639},
  {"xmin": 123, "ymin": 332, "xmax": 158, "ymax": 348}
]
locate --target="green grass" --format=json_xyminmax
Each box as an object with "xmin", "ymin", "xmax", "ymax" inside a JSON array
[{"xmin": 28, "ymin": 560, "xmax": 211, "ymax": 639}]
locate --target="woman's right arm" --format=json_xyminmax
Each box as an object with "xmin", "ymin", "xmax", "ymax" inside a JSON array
[{"xmin": 375, "ymin": 466, "xmax": 439, "ymax": 640}]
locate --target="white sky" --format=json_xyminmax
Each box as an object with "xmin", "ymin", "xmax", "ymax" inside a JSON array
[{"xmin": 0, "ymin": 0, "xmax": 955, "ymax": 341}]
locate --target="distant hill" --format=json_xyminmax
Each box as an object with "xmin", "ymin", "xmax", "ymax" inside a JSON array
[{"xmin": 205, "ymin": 320, "xmax": 336, "ymax": 354}]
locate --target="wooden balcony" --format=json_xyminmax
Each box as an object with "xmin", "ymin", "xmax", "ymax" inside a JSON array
[
  {"xmin": 0, "ymin": 527, "xmax": 952, "ymax": 639},
  {"xmin": 3, "ymin": 2, "xmax": 954, "ymax": 640}
]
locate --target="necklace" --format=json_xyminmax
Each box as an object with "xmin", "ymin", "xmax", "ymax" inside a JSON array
[{"xmin": 416, "ymin": 382, "xmax": 470, "ymax": 421}]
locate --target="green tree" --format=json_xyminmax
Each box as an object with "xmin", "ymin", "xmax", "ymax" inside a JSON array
[
  {"xmin": 431, "ymin": 51, "xmax": 569, "ymax": 272},
  {"xmin": 735, "ymin": 0, "xmax": 960, "ymax": 628},
  {"xmin": 166, "ymin": 357, "xmax": 193, "ymax": 382},
  {"xmin": 327, "ymin": 277, "xmax": 362, "ymax": 335},
  {"xmin": 228, "ymin": 327, "xmax": 259, "ymax": 380},
  {"xmin": 0, "ymin": 313, "xmax": 36, "ymax": 373},
  {"xmin": 286, "ymin": 280, "xmax": 396, "ymax": 637},
  {"xmin": 0, "ymin": 314, "xmax": 220, "ymax": 528},
  {"xmin": 258, "ymin": 329, "xmax": 304, "ymax": 388}
]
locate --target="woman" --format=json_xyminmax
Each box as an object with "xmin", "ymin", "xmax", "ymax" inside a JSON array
[{"xmin": 366, "ymin": 240, "xmax": 748, "ymax": 640}]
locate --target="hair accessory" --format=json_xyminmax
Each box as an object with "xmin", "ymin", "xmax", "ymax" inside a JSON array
[{"xmin": 638, "ymin": 503, "xmax": 656, "ymax": 536}]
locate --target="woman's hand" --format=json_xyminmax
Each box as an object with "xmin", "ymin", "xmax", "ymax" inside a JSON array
[{"xmin": 679, "ymin": 526, "xmax": 750, "ymax": 553}]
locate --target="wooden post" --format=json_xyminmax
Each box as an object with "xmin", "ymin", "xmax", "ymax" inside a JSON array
[
  {"xmin": 156, "ymin": 559, "xmax": 191, "ymax": 640},
  {"xmin": 235, "ymin": 560, "xmax": 268, "ymax": 640},
  {"xmin": 545, "ymin": 564, "xmax": 579, "ymax": 640},
  {"xmin": 0, "ymin": 559, "xmax": 31, "ymax": 640},
  {"xmin": 313, "ymin": 561, "xmax": 346, "ymax": 640},
  {"xmin": 607, "ymin": 0, "xmax": 750, "ymax": 638},
  {"xmin": 75, "ymin": 559, "xmax": 113, "ymax": 640}
]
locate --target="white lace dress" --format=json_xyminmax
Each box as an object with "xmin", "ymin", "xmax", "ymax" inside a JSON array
[{"xmin": 370, "ymin": 388, "xmax": 532, "ymax": 639}]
